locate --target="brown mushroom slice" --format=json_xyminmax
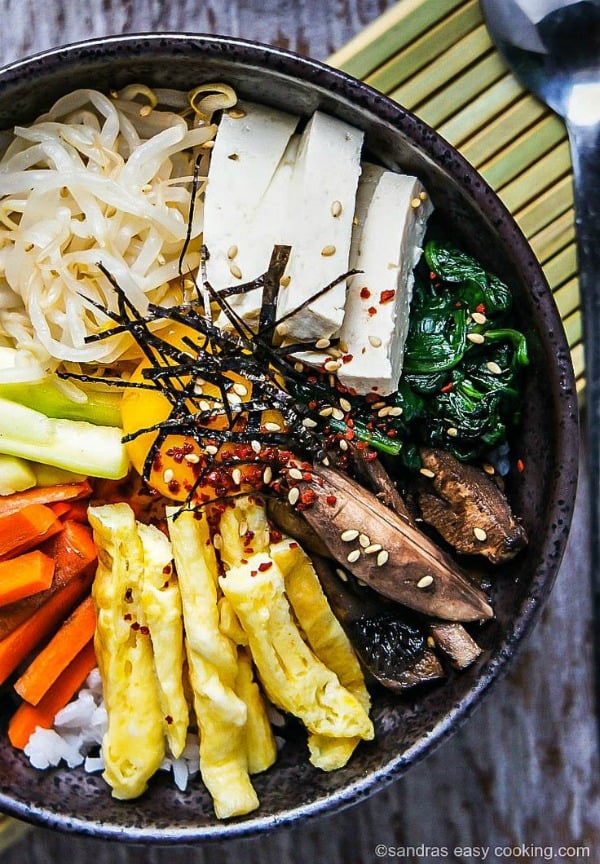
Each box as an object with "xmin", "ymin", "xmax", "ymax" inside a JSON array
[
  {"xmin": 416, "ymin": 448, "xmax": 528, "ymax": 564},
  {"xmin": 428, "ymin": 622, "xmax": 483, "ymax": 670},
  {"xmin": 313, "ymin": 556, "xmax": 445, "ymax": 692},
  {"xmin": 295, "ymin": 465, "xmax": 493, "ymax": 622}
]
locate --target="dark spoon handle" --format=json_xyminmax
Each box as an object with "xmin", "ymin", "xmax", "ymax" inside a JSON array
[{"xmin": 567, "ymin": 117, "xmax": 600, "ymax": 668}]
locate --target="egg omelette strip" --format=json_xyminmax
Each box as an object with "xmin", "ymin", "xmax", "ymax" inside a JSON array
[
  {"xmin": 270, "ymin": 537, "xmax": 373, "ymax": 771},
  {"xmin": 166, "ymin": 507, "xmax": 259, "ymax": 819},
  {"xmin": 216, "ymin": 498, "xmax": 278, "ymax": 775},
  {"xmin": 88, "ymin": 503, "xmax": 166, "ymax": 800},
  {"xmin": 219, "ymin": 551, "xmax": 374, "ymax": 742},
  {"xmin": 137, "ymin": 522, "xmax": 189, "ymax": 758}
]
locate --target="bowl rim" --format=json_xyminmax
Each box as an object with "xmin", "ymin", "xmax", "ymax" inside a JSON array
[{"xmin": 0, "ymin": 31, "xmax": 580, "ymax": 843}]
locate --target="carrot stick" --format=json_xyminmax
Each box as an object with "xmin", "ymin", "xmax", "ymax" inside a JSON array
[
  {"xmin": 0, "ymin": 481, "xmax": 92, "ymax": 517},
  {"xmin": 0, "ymin": 569, "xmax": 93, "ymax": 686},
  {"xmin": 0, "ymin": 504, "xmax": 62, "ymax": 560},
  {"xmin": 0, "ymin": 520, "xmax": 97, "ymax": 641},
  {"xmin": 0, "ymin": 550, "xmax": 55, "ymax": 607},
  {"xmin": 50, "ymin": 500, "xmax": 90, "ymax": 523},
  {"xmin": 49, "ymin": 502, "xmax": 72, "ymax": 519},
  {"xmin": 14, "ymin": 595, "xmax": 96, "ymax": 705},
  {"xmin": 8, "ymin": 638, "xmax": 96, "ymax": 749}
]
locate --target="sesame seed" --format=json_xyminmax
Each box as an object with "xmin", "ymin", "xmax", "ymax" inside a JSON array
[
  {"xmin": 347, "ymin": 549, "xmax": 361, "ymax": 563},
  {"xmin": 280, "ymin": 275, "xmax": 291, "ymax": 288},
  {"xmin": 263, "ymin": 466, "xmax": 272, "ymax": 484},
  {"xmin": 369, "ymin": 335, "xmax": 383, "ymax": 348},
  {"xmin": 331, "ymin": 407, "xmax": 345, "ymax": 421},
  {"xmin": 419, "ymin": 191, "xmax": 428, "ymax": 201},
  {"xmin": 227, "ymin": 245, "xmax": 238, "ymax": 260},
  {"xmin": 339, "ymin": 339, "xmax": 348, "ymax": 352},
  {"xmin": 339, "ymin": 397, "xmax": 352, "ymax": 412},
  {"xmin": 201, "ymin": 140, "xmax": 215, "ymax": 150},
  {"xmin": 228, "ymin": 391, "xmax": 242, "ymax": 405},
  {"xmin": 251, "ymin": 440, "xmax": 261, "ymax": 454},
  {"xmin": 233, "ymin": 382, "xmax": 248, "ymax": 397},
  {"xmin": 288, "ymin": 487, "xmax": 300, "ymax": 506},
  {"xmin": 288, "ymin": 468, "xmax": 303, "ymax": 481},
  {"xmin": 184, "ymin": 453, "xmax": 200, "ymax": 464},
  {"xmin": 359, "ymin": 533, "xmax": 370, "ymax": 548},
  {"xmin": 472, "ymin": 311, "xmax": 487, "ymax": 325},
  {"xmin": 331, "ymin": 200, "xmax": 343, "ymax": 217},
  {"xmin": 163, "ymin": 468, "xmax": 174, "ymax": 483},
  {"xmin": 321, "ymin": 456, "xmax": 330, "ymax": 467},
  {"xmin": 365, "ymin": 543, "xmax": 383, "ymax": 554},
  {"xmin": 264, "ymin": 421, "xmax": 281, "ymax": 432},
  {"xmin": 315, "ymin": 338, "xmax": 330, "ymax": 349},
  {"xmin": 411, "ymin": 197, "xmax": 421, "ymax": 208},
  {"xmin": 275, "ymin": 323, "xmax": 288, "ymax": 337},
  {"xmin": 417, "ymin": 575, "xmax": 434, "ymax": 589},
  {"xmin": 377, "ymin": 406, "xmax": 393, "ymax": 418},
  {"xmin": 467, "ymin": 332, "xmax": 485, "ymax": 344},
  {"xmin": 420, "ymin": 467, "xmax": 435, "ymax": 478},
  {"xmin": 302, "ymin": 417, "xmax": 317, "ymax": 429},
  {"xmin": 324, "ymin": 359, "xmax": 341, "ymax": 372},
  {"xmin": 205, "ymin": 445, "xmax": 218, "ymax": 456},
  {"xmin": 294, "ymin": 362, "xmax": 304, "ymax": 373},
  {"xmin": 335, "ymin": 568, "xmax": 348, "ymax": 582},
  {"xmin": 139, "ymin": 104, "xmax": 152, "ymax": 117},
  {"xmin": 319, "ymin": 406, "xmax": 334, "ymax": 417},
  {"xmin": 389, "ymin": 406, "xmax": 403, "ymax": 417},
  {"xmin": 483, "ymin": 463, "xmax": 495, "ymax": 475},
  {"xmin": 193, "ymin": 382, "xmax": 204, "ymax": 395},
  {"xmin": 321, "ymin": 244, "xmax": 336, "ymax": 257},
  {"xmin": 228, "ymin": 107, "xmax": 247, "ymax": 119},
  {"xmin": 230, "ymin": 263, "xmax": 243, "ymax": 280},
  {"xmin": 213, "ymin": 533, "xmax": 223, "ymax": 549},
  {"xmin": 339, "ymin": 439, "xmax": 349, "ymax": 451},
  {"xmin": 239, "ymin": 520, "xmax": 248, "ymax": 537},
  {"xmin": 341, "ymin": 529, "xmax": 359, "ymax": 542},
  {"xmin": 371, "ymin": 401, "xmax": 386, "ymax": 410},
  {"xmin": 327, "ymin": 347, "xmax": 343, "ymax": 359},
  {"xmin": 486, "ymin": 361, "xmax": 503, "ymax": 375},
  {"xmin": 232, "ymin": 468, "xmax": 242, "ymax": 485},
  {"xmin": 447, "ymin": 426, "xmax": 459, "ymax": 437},
  {"xmin": 474, "ymin": 526, "xmax": 488, "ymax": 542},
  {"xmin": 199, "ymin": 400, "xmax": 211, "ymax": 412},
  {"xmin": 376, "ymin": 550, "xmax": 389, "ymax": 567}
]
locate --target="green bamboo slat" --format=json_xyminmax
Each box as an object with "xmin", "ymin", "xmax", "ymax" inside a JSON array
[
  {"xmin": 328, "ymin": 0, "xmax": 467, "ymax": 80},
  {"xmin": 497, "ymin": 139, "xmax": 572, "ymax": 213},
  {"xmin": 329, "ymin": 0, "xmax": 581, "ymax": 389},
  {"xmin": 390, "ymin": 24, "xmax": 496, "ymax": 109},
  {"xmin": 515, "ymin": 174, "xmax": 574, "ymax": 239},
  {"xmin": 479, "ymin": 114, "xmax": 567, "ymax": 190},
  {"xmin": 552, "ymin": 277, "xmax": 580, "ymax": 321},
  {"xmin": 438, "ymin": 74, "xmax": 523, "ymax": 147},
  {"xmin": 530, "ymin": 209, "xmax": 575, "ymax": 265},
  {"xmin": 459, "ymin": 94, "xmax": 546, "ymax": 167},
  {"xmin": 364, "ymin": 0, "xmax": 481, "ymax": 95}
]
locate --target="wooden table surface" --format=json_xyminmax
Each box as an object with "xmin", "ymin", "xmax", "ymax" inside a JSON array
[{"xmin": 0, "ymin": 2, "xmax": 598, "ymax": 862}]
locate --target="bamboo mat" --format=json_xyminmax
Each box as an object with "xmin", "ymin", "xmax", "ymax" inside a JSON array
[{"xmin": 329, "ymin": 0, "xmax": 582, "ymax": 396}]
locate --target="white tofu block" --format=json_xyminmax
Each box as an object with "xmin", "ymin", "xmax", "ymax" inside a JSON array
[
  {"xmin": 337, "ymin": 163, "xmax": 434, "ymax": 396},
  {"xmin": 203, "ymin": 101, "xmax": 299, "ymax": 323},
  {"xmin": 275, "ymin": 111, "xmax": 364, "ymax": 342}
]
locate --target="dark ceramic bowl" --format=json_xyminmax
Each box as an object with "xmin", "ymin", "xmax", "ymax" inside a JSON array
[{"xmin": 0, "ymin": 34, "xmax": 579, "ymax": 842}]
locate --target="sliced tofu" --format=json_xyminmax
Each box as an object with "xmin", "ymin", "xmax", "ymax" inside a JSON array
[
  {"xmin": 203, "ymin": 101, "xmax": 299, "ymax": 323},
  {"xmin": 337, "ymin": 164, "xmax": 434, "ymax": 396},
  {"xmin": 275, "ymin": 111, "xmax": 364, "ymax": 342}
]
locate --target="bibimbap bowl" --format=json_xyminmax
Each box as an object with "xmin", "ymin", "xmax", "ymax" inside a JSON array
[{"xmin": 0, "ymin": 34, "xmax": 579, "ymax": 842}]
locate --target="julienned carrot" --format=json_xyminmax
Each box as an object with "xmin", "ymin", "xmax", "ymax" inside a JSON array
[
  {"xmin": 0, "ymin": 550, "xmax": 55, "ymax": 607},
  {"xmin": 8, "ymin": 639, "xmax": 96, "ymax": 750},
  {"xmin": 0, "ymin": 481, "xmax": 92, "ymax": 517},
  {"xmin": 50, "ymin": 500, "xmax": 89, "ymax": 523},
  {"xmin": 0, "ymin": 520, "xmax": 97, "ymax": 641},
  {"xmin": 0, "ymin": 504, "xmax": 62, "ymax": 560},
  {"xmin": 14, "ymin": 595, "xmax": 96, "ymax": 705},
  {"xmin": 0, "ymin": 569, "xmax": 93, "ymax": 686}
]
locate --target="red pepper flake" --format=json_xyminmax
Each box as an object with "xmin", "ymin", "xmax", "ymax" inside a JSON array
[
  {"xmin": 476, "ymin": 302, "xmax": 487, "ymax": 314},
  {"xmin": 516, "ymin": 458, "xmax": 525, "ymax": 473},
  {"xmin": 367, "ymin": 306, "xmax": 377, "ymax": 316},
  {"xmin": 140, "ymin": 625, "xmax": 150, "ymax": 636},
  {"xmin": 258, "ymin": 561, "xmax": 273, "ymax": 572},
  {"xmin": 344, "ymin": 429, "xmax": 355, "ymax": 440},
  {"xmin": 387, "ymin": 428, "xmax": 398, "ymax": 438},
  {"xmin": 380, "ymin": 289, "xmax": 396, "ymax": 304},
  {"xmin": 289, "ymin": 542, "xmax": 299, "ymax": 549},
  {"xmin": 131, "ymin": 621, "xmax": 141, "ymax": 631},
  {"xmin": 360, "ymin": 286, "xmax": 371, "ymax": 299},
  {"xmin": 269, "ymin": 529, "xmax": 283, "ymax": 543},
  {"xmin": 365, "ymin": 449, "xmax": 378, "ymax": 461},
  {"xmin": 301, "ymin": 489, "xmax": 317, "ymax": 506},
  {"xmin": 162, "ymin": 565, "xmax": 172, "ymax": 575},
  {"xmin": 429, "ymin": 271, "xmax": 438, "ymax": 281},
  {"xmin": 326, "ymin": 495, "xmax": 337, "ymax": 506},
  {"xmin": 250, "ymin": 570, "xmax": 257, "ymax": 577},
  {"xmin": 240, "ymin": 558, "xmax": 248, "ymax": 564},
  {"xmin": 302, "ymin": 471, "xmax": 313, "ymax": 482},
  {"xmin": 440, "ymin": 381, "xmax": 454, "ymax": 393},
  {"xmin": 356, "ymin": 440, "xmax": 368, "ymax": 450},
  {"xmin": 165, "ymin": 715, "xmax": 173, "ymax": 725},
  {"xmin": 124, "ymin": 613, "xmax": 132, "ymax": 621},
  {"xmin": 342, "ymin": 354, "xmax": 353, "ymax": 364}
]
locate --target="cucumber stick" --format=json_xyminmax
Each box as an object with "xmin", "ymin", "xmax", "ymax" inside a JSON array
[{"xmin": 0, "ymin": 398, "xmax": 129, "ymax": 479}]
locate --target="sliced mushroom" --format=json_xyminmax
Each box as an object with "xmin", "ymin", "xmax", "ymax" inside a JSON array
[
  {"xmin": 313, "ymin": 556, "xmax": 445, "ymax": 692},
  {"xmin": 428, "ymin": 621, "xmax": 483, "ymax": 670},
  {"xmin": 416, "ymin": 448, "xmax": 528, "ymax": 564},
  {"xmin": 293, "ymin": 464, "xmax": 493, "ymax": 622}
]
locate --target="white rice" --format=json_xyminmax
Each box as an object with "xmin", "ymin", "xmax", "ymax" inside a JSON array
[{"xmin": 23, "ymin": 668, "xmax": 200, "ymax": 792}]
